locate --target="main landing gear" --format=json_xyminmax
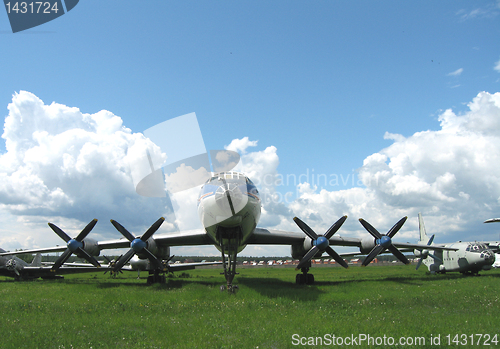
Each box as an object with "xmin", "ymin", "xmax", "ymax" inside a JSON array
[
  {"xmin": 219, "ymin": 239, "xmax": 239, "ymax": 293},
  {"xmin": 295, "ymin": 261, "xmax": 315, "ymax": 285},
  {"xmin": 216, "ymin": 226, "xmax": 241, "ymax": 293},
  {"xmin": 147, "ymin": 269, "xmax": 167, "ymax": 284}
]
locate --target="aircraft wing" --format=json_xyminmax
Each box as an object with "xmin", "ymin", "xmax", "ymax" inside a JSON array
[
  {"xmin": 0, "ymin": 246, "xmax": 69, "ymax": 256},
  {"xmin": 483, "ymin": 241, "xmax": 500, "ymax": 253},
  {"xmin": 247, "ymin": 228, "xmax": 361, "ymax": 247},
  {"xmin": 392, "ymin": 242, "xmax": 458, "ymax": 251},
  {"xmin": 95, "ymin": 228, "xmax": 213, "ymax": 250},
  {"xmin": 0, "ymin": 229, "xmax": 213, "ymax": 257},
  {"xmin": 23, "ymin": 266, "xmax": 103, "ymax": 274},
  {"xmin": 246, "ymin": 228, "xmax": 306, "ymax": 244},
  {"xmin": 246, "ymin": 228, "xmax": 458, "ymax": 252},
  {"xmin": 165, "ymin": 261, "xmax": 222, "ymax": 272}
]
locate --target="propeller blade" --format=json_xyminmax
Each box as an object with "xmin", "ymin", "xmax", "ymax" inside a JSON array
[
  {"xmin": 48, "ymin": 219, "xmax": 100, "ymax": 271},
  {"xmin": 324, "ymin": 246, "xmax": 348, "ymax": 268},
  {"xmin": 76, "ymin": 248, "xmax": 101, "ymax": 268},
  {"xmin": 324, "ymin": 215, "xmax": 348, "ymax": 239},
  {"xmin": 141, "ymin": 248, "xmax": 166, "ymax": 271},
  {"xmin": 293, "ymin": 217, "xmax": 319, "ymax": 240},
  {"xmin": 362, "ymin": 245, "xmax": 384, "ymax": 266},
  {"xmin": 388, "ymin": 245, "xmax": 409, "ymax": 264},
  {"xmin": 110, "ymin": 220, "xmax": 136, "ymax": 242},
  {"xmin": 51, "ymin": 249, "xmax": 73, "ymax": 271},
  {"xmin": 359, "ymin": 217, "xmax": 410, "ymax": 266},
  {"xmin": 428, "ymin": 253, "xmax": 442, "ymax": 262},
  {"xmin": 113, "ymin": 249, "xmax": 135, "ymax": 272},
  {"xmin": 415, "ymin": 258, "xmax": 423, "ymax": 270},
  {"xmin": 296, "ymin": 246, "xmax": 320, "ymax": 270},
  {"xmin": 387, "ymin": 216, "xmax": 407, "ymax": 238},
  {"xmin": 75, "ymin": 219, "xmax": 98, "ymax": 241},
  {"xmin": 358, "ymin": 219, "xmax": 382, "ymax": 239},
  {"xmin": 141, "ymin": 217, "xmax": 165, "ymax": 241},
  {"xmin": 48, "ymin": 223, "xmax": 71, "ymax": 243}
]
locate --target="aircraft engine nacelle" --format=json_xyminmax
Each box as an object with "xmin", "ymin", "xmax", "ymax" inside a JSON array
[
  {"xmin": 413, "ymin": 249, "xmax": 429, "ymax": 259},
  {"xmin": 291, "ymin": 238, "xmax": 322, "ymax": 260},
  {"xmin": 130, "ymin": 257, "xmax": 149, "ymax": 271},
  {"xmin": 136, "ymin": 238, "xmax": 159, "ymax": 259},
  {"xmin": 6, "ymin": 258, "xmax": 23, "ymax": 274},
  {"xmin": 157, "ymin": 245, "xmax": 170, "ymax": 260},
  {"xmin": 360, "ymin": 237, "xmax": 376, "ymax": 254},
  {"xmin": 291, "ymin": 238, "xmax": 310, "ymax": 260},
  {"xmin": 81, "ymin": 238, "xmax": 100, "ymax": 257}
]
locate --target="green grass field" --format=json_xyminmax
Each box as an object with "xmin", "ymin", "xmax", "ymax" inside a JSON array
[{"xmin": 1, "ymin": 265, "xmax": 499, "ymax": 348}]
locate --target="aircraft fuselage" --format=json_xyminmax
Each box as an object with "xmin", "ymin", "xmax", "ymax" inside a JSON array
[
  {"xmin": 197, "ymin": 172, "xmax": 261, "ymax": 253},
  {"xmin": 422, "ymin": 241, "xmax": 494, "ymax": 273}
]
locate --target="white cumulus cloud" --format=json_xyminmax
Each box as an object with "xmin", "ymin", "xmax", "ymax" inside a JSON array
[
  {"xmin": 0, "ymin": 91, "xmax": 171, "ymax": 248},
  {"xmin": 2, "ymin": 90, "xmax": 500, "ymax": 257}
]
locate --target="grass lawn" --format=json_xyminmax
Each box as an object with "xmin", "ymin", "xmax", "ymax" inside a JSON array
[{"xmin": 0, "ymin": 265, "xmax": 499, "ymax": 348}]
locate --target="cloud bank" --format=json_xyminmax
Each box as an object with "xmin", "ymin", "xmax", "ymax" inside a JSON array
[
  {"xmin": 0, "ymin": 91, "xmax": 170, "ymax": 248},
  {"xmin": 1, "ymin": 91, "xmax": 500, "ymax": 255}
]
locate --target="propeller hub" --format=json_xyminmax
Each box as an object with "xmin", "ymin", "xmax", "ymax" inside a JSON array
[
  {"xmin": 6, "ymin": 259, "xmax": 16, "ymax": 270},
  {"xmin": 378, "ymin": 235, "xmax": 392, "ymax": 248},
  {"xmin": 313, "ymin": 236, "xmax": 329, "ymax": 250},
  {"xmin": 67, "ymin": 239, "xmax": 83, "ymax": 252},
  {"xmin": 131, "ymin": 238, "xmax": 147, "ymax": 253}
]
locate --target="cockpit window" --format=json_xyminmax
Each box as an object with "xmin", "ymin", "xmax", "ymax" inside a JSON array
[
  {"xmin": 466, "ymin": 243, "xmax": 488, "ymax": 253},
  {"xmin": 205, "ymin": 172, "xmax": 249, "ymax": 185}
]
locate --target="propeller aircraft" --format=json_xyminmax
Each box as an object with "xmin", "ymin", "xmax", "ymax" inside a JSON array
[
  {"xmin": 0, "ymin": 171, "xmax": 456, "ymax": 292},
  {"xmin": 413, "ymin": 213, "xmax": 495, "ymax": 274}
]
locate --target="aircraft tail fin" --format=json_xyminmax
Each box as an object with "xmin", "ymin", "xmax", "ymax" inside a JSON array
[
  {"xmin": 30, "ymin": 253, "xmax": 42, "ymax": 267},
  {"xmin": 418, "ymin": 213, "xmax": 429, "ymax": 242}
]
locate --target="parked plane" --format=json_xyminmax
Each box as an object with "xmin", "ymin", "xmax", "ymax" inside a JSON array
[
  {"xmin": 414, "ymin": 214, "xmax": 495, "ymax": 274},
  {"xmin": 0, "ymin": 247, "xmax": 219, "ymax": 282},
  {"xmin": 482, "ymin": 218, "xmax": 500, "ymax": 269},
  {"xmin": 0, "ymin": 248, "xmax": 104, "ymax": 280},
  {"xmin": 0, "ymin": 171, "xmax": 454, "ymax": 292}
]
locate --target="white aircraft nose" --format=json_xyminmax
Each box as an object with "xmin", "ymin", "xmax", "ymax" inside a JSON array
[
  {"xmin": 481, "ymin": 250, "xmax": 494, "ymax": 263},
  {"xmin": 215, "ymin": 183, "xmax": 244, "ymax": 214}
]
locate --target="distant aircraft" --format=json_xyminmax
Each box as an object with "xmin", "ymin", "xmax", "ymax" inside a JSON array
[
  {"xmin": 0, "ymin": 248, "xmax": 103, "ymax": 280},
  {"xmin": 482, "ymin": 218, "xmax": 500, "ymax": 269},
  {"xmin": 414, "ymin": 214, "xmax": 495, "ymax": 274},
  {"xmin": 0, "ymin": 171, "xmax": 455, "ymax": 292},
  {"xmin": 0, "ymin": 246, "xmax": 219, "ymax": 282}
]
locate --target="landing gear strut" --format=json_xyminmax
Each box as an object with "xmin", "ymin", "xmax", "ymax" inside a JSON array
[
  {"xmin": 295, "ymin": 261, "xmax": 314, "ymax": 285},
  {"xmin": 219, "ymin": 237, "xmax": 240, "ymax": 293},
  {"xmin": 147, "ymin": 268, "xmax": 166, "ymax": 284}
]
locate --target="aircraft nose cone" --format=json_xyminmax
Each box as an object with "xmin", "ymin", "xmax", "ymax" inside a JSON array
[
  {"xmin": 314, "ymin": 236, "xmax": 329, "ymax": 250},
  {"xmin": 379, "ymin": 235, "xmax": 392, "ymax": 248},
  {"xmin": 6, "ymin": 259, "xmax": 16, "ymax": 270},
  {"xmin": 67, "ymin": 239, "xmax": 83, "ymax": 252},
  {"xmin": 484, "ymin": 251, "xmax": 494, "ymax": 261},
  {"xmin": 131, "ymin": 238, "xmax": 147, "ymax": 253}
]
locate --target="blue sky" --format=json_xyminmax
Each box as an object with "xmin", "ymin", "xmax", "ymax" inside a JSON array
[{"xmin": 1, "ymin": 1, "xmax": 500, "ymax": 256}]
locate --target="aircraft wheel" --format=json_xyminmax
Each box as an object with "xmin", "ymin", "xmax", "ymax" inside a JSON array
[
  {"xmin": 220, "ymin": 285, "xmax": 226, "ymax": 292},
  {"xmin": 296, "ymin": 274, "xmax": 305, "ymax": 285},
  {"xmin": 306, "ymin": 274, "xmax": 315, "ymax": 285}
]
